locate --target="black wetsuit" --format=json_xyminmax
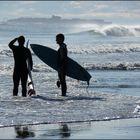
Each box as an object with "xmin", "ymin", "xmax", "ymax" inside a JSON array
[
  {"xmin": 57, "ymin": 43, "xmax": 67, "ymax": 96},
  {"xmin": 9, "ymin": 43, "xmax": 33, "ymax": 97}
]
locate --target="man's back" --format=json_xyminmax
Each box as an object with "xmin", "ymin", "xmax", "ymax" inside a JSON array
[{"xmin": 11, "ymin": 46, "xmax": 31, "ymax": 70}]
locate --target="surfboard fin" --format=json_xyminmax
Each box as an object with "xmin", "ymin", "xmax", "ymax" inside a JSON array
[
  {"xmin": 86, "ymin": 80, "xmax": 90, "ymax": 88},
  {"xmin": 28, "ymin": 89, "xmax": 36, "ymax": 96},
  {"xmin": 87, "ymin": 80, "xmax": 89, "ymax": 86}
]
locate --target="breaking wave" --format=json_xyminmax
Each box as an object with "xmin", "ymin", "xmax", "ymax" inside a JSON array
[
  {"xmin": 103, "ymin": 25, "xmax": 140, "ymax": 37},
  {"xmin": 78, "ymin": 24, "xmax": 140, "ymax": 37},
  {"xmin": 1, "ymin": 19, "xmax": 140, "ymax": 37}
]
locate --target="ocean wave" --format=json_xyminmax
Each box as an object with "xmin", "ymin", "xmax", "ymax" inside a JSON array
[
  {"xmin": 33, "ymin": 64, "xmax": 54, "ymax": 73},
  {"xmin": 0, "ymin": 64, "xmax": 54, "ymax": 73},
  {"xmin": 0, "ymin": 49, "xmax": 13, "ymax": 57},
  {"xmin": 0, "ymin": 49, "xmax": 35, "ymax": 57},
  {"xmin": 81, "ymin": 84, "xmax": 140, "ymax": 89},
  {"xmin": 1, "ymin": 19, "xmax": 140, "ymax": 37},
  {"xmin": 69, "ymin": 43, "xmax": 140, "ymax": 54},
  {"xmin": 1, "ymin": 44, "xmax": 140, "ymax": 57},
  {"xmin": 78, "ymin": 24, "xmax": 140, "ymax": 37},
  {"xmin": 84, "ymin": 62, "xmax": 140, "ymax": 70},
  {"xmin": 1, "ymin": 62, "xmax": 140, "ymax": 73}
]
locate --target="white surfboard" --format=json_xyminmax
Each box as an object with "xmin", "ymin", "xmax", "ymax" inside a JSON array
[{"xmin": 26, "ymin": 40, "xmax": 36, "ymax": 96}]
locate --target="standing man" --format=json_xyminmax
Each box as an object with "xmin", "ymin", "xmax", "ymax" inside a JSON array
[
  {"xmin": 9, "ymin": 36, "xmax": 33, "ymax": 97},
  {"xmin": 56, "ymin": 33, "xmax": 67, "ymax": 96}
]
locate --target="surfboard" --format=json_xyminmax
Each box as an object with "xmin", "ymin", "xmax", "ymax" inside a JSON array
[
  {"xmin": 30, "ymin": 44, "xmax": 92, "ymax": 85},
  {"xmin": 26, "ymin": 40, "xmax": 36, "ymax": 96}
]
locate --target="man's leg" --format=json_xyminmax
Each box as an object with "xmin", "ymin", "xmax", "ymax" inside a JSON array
[
  {"xmin": 13, "ymin": 71, "xmax": 20, "ymax": 96},
  {"xmin": 21, "ymin": 72, "xmax": 28, "ymax": 97},
  {"xmin": 59, "ymin": 73, "xmax": 67, "ymax": 96}
]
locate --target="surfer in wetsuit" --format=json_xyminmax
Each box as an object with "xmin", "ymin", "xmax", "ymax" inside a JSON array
[
  {"xmin": 56, "ymin": 33, "xmax": 67, "ymax": 96},
  {"xmin": 9, "ymin": 36, "xmax": 33, "ymax": 97}
]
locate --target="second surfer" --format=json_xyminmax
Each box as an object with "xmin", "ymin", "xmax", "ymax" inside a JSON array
[{"xmin": 56, "ymin": 33, "xmax": 68, "ymax": 96}]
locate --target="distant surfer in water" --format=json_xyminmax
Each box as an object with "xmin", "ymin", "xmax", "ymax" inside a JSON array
[
  {"xmin": 56, "ymin": 33, "xmax": 67, "ymax": 96},
  {"xmin": 9, "ymin": 36, "xmax": 33, "ymax": 97}
]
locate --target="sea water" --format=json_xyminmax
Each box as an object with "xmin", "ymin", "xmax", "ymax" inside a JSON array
[{"xmin": 0, "ymin": 20, "xmax": 140, "ymax": 127}]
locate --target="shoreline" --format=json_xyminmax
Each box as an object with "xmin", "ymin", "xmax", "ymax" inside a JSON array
[
  {"xmin": 0, "ymin": 116, "xmax": 140, "ymax": 128},
  {"xmin": 0, "ymin": 118, "xmax": 140, "ymax": 139}
]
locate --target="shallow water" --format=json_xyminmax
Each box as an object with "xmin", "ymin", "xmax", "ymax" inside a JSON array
[{"xmin": 0, "ymin": 20, "xmax": 140, "ymax": 127}]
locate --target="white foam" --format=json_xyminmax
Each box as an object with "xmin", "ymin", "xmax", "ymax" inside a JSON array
[
  {"xmin": 84, "ymin": 62, "xmax": 140, "ymax": 70},
  {"xmin": 133, "ymin": 105, "xmax": 140, "ymax": 114},
  {"xmin": 102, "ymin": 24, "xmax": 140, "ymax": 37},
  {"xmin": 68, "ymin": 43, "xmax": 140, "ymax": 54},
  {"xmin": 78, "ymin": 24, "xmax": 140, "ymax": 37}
]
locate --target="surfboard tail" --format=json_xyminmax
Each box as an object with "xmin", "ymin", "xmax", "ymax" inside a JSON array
[{"xmin": 26, "ymin": 40, "xmax": 36, "ymax": 96}]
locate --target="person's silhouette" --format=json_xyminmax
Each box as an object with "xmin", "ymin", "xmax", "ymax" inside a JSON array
[
  {"xmin": 56, "ymin": 33, "xmax": 67, "ymax": 96},
  {"xmin": 9, "ymin": 36, "xmax": 33, "ymax": 97}
]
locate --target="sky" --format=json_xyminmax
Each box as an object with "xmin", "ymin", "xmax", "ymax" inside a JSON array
[{"xmin": 0, "ymin": 1, "xmax": 140, "ymax": 24}]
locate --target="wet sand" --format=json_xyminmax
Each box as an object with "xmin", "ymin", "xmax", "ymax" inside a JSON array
[{"xmin": 0, "ymin": 118, "xmax": 140, "ymax": 139}]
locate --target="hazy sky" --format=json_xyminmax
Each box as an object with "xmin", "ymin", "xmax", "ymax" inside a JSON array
[{"xmin": 0, "ymin": 1, "xmax": 140, "ymax": 24}]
